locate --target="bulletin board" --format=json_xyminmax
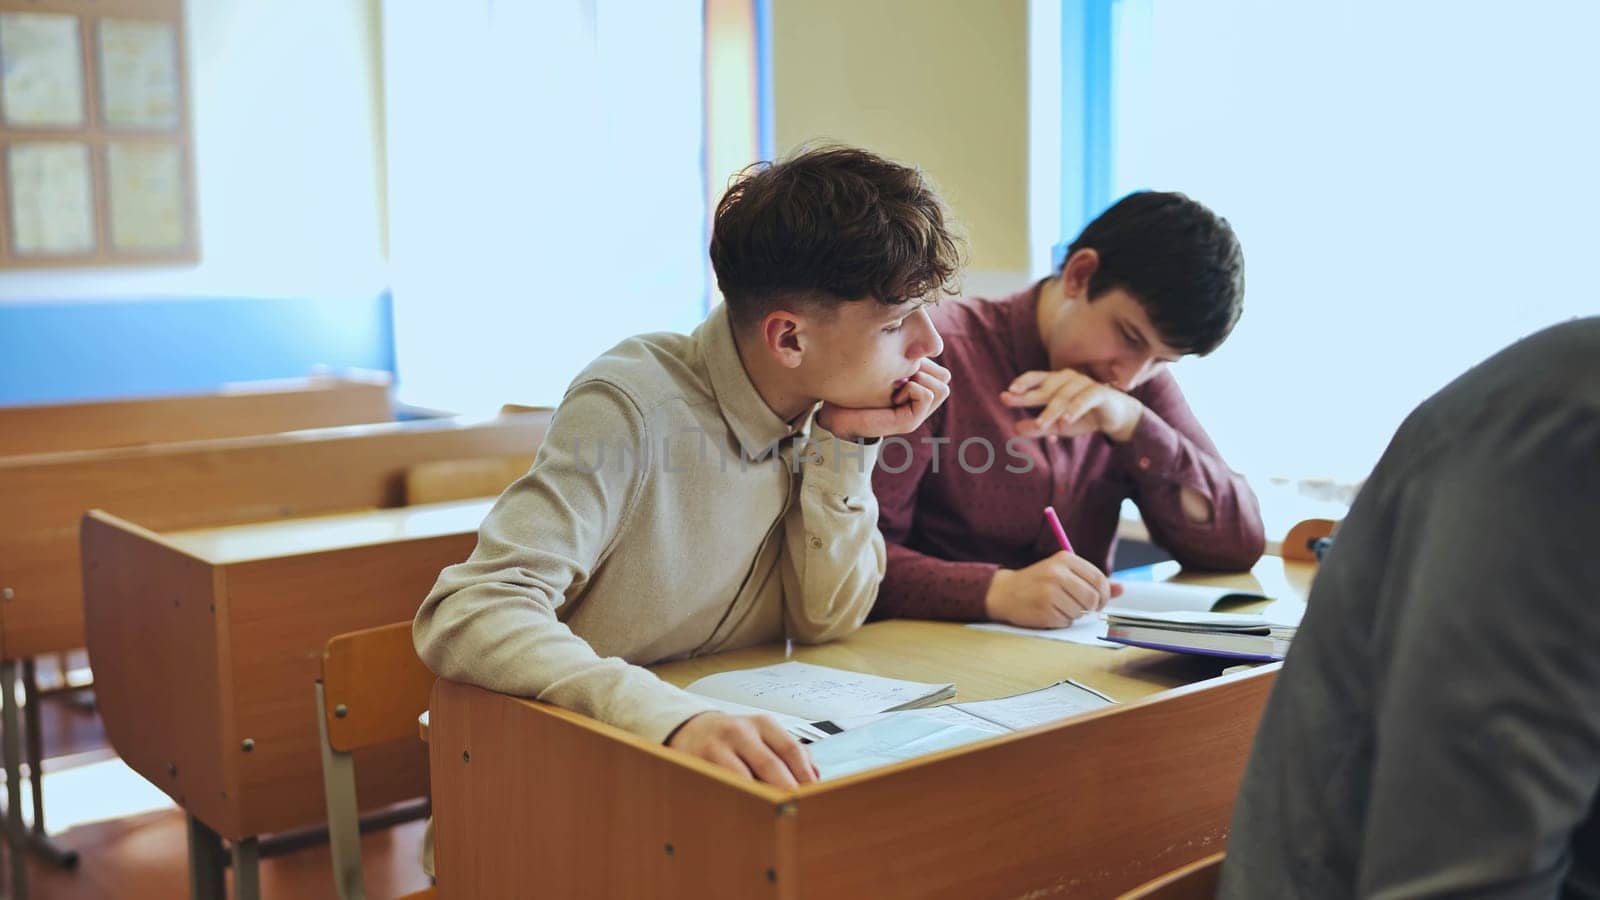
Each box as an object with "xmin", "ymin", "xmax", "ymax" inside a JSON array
[{"xmin": 0, "ymin": 0, "xmax": 196, "ymax": 269}]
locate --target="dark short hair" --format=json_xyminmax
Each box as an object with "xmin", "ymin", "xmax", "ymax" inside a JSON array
[
  {"xmin": 710, "ymin": 145, "xmax": 965, "ymax": 328},
  {"xmin": 1067, "ymin": 191, "xmax": 1244, "ymax": 356}
]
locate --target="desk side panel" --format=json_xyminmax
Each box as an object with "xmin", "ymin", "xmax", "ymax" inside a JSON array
[
  {"xmin": 0, "ymin": 413, "xmax": 549, "ymax": 659},
  {"xmin": 430, "ymin": 681, "xmax": 796, "ymax": 900},
  {"xmin": 222, "ymin": 532, "xmax": 477, "ymax": 837},
  {"xmin": 793, "ymin": 669, "xmax": 1278, "ymax": 899},
  {"xmin": 81, "ymin": 512, "xmax": 237, "ymax": 835}
]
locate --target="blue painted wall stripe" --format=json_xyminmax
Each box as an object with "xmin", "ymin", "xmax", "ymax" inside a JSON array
[
  {"xmin": 0, "ymin": 293, "xmax": 395, "ymax": 406},
  {"xmin": 754, "ymin": 0, "xmax": 775, "ymax": 162},
  {"xmin": 1082, "ymin": 0, "xmax": 1115, "ymax": 222},
  {"xmin": 1055, "ymin": 0, "xmax": 1117, "ymax": 270}
]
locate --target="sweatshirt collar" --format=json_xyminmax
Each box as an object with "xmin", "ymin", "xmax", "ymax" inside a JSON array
[{"xmin": 695, "ymin": 304, "xmax": 803, "ymax": 459}]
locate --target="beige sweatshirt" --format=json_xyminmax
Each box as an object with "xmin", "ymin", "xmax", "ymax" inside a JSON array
[{"xmin": 413, "ymin": 304, "xmax": 885, "ymax": 743}]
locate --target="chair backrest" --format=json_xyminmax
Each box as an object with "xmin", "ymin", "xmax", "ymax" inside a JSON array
[
  {"xmin": 318, "ymin": 620, "xmax": 437, "ymax": 899},
  {"xmin": 402, "ymin": 455, "xmax": 534, "ymax": 506},
  {"xmin": 1281, "ymin": 517, "xmax": 1338, "ymax": 563},
  {"xmin": 1118, "ymin": 851, "xmax": 1224, "ymax": 900},
  {"xmin": 321, "ymin": 621, "xmax": 435, "ymax": 753}
]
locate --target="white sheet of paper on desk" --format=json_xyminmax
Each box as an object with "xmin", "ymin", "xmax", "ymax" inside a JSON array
[
  {"xmin": 808, "ymin": 712, "xmax": 996, "ymax": 780},
  {"xmin": 684, "ymin": 661, "xmax": 953, "ymax": 721},
  {"xmin": 825, "ymin": 706, "xmax": 1009, "ymax": 735},
  {"xmin": 946, "ymin": 680, "xmax": 1115, "ymax": 731},
  {"xmin": 966, "ymin": 616, "xmax": 1120, "ymax": 647}
]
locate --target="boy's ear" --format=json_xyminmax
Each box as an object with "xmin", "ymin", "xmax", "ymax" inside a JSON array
[
  {"xmin": 1060, "ymin": 248, "xmax": 1100, "ymax": 298},
  {"xmin": 760, "ymin": 310, "xmax": 807, "ymax": 369}
]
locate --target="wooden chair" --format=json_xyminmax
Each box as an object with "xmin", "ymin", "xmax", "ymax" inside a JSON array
[
  {"xmin": 401, "ymin": 406, "xmax": 548, "ymax": 505},
  {"xmin": 317, "ymin": 621, "xmax": 437, "ymax": 900},
  {"xmin": 1118, "ymin": 851, "xmax": 1224, "ymax": 899},
  {"xmin": 402, "ymin": 455, "xmax": 534, "ymax": 505},
  {"xmin": 1281, "ymin": 518, "xmax": 1338, "ymax": 563}
]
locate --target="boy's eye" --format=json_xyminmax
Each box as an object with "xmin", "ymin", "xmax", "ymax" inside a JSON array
[
  {"xmin": 883, "ymin": 320, "xmax": 907, "ymax": 334},
  {"xmin": 1120, "ymin": 326, "xmax": 1142, "ymax": 349}
]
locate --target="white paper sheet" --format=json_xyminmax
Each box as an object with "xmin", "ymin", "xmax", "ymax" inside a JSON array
[
  {"xmin": 98, "ymin": 18, "xmax": 180, "ymax": 130},
  {"xmin": 7, "ymin": 142, "xmax": 95, "ymax": 255},
  {"xmin": 685, "ymin": 661, "xmax": 953, "ymax": 721},
  {"xmin": 807, "ymin": 712, "xmax": 996, "ymax": 780},
  {"xmin": 107, "ymin": 142, "xmax": 185, "ymax": 250},
  {"xmin": 967, "ymin": 616, "xmax": 1121, "ymax": 647},
  {"xmin": 0, "ymin": 13, "xmax": 85, "ymax": 127},
  {"xmin": 944, "ymin": 680, "xmax": 1115, "ymax": 731}
]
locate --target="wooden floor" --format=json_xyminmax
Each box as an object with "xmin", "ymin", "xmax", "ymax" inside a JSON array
[{"xmin": 10, "ymin": 685, "xmax": 432, "ymax": 899}]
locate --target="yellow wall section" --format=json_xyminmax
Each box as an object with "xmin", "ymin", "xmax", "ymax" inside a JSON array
[{"xmin": 771, "ymin": 0, "xmax": 1029, "ymax": 274}]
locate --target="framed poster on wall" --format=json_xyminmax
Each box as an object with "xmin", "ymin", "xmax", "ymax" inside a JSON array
[{"xmin": 0, "ymin": 0, "xmax": 196, "ymax": 268}]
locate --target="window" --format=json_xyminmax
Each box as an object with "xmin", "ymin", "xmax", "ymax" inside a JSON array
[
  {"xmin": 384, "ymin": 1, "xmax": 709, "ymax": 412},
  {"xmin": 1105, "ymin": 0, "xmax": 1600, "ymax": 481}
]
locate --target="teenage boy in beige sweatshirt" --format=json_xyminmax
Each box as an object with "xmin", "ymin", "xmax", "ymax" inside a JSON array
[{"xmin": 414, "ymin": 146, "xmax": 963, "ymax": 787}]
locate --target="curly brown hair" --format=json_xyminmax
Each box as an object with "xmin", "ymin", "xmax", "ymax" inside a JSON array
[{"xmin": 709, "ymin": 145, "xmax": 965, "ymax": 328}]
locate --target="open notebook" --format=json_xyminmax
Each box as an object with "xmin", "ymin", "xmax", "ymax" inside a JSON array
[{"xmin": 969, "ymin": 580, "xmax": 1281, "ymax": 647}]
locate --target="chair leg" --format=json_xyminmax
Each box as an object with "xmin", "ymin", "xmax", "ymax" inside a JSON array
[
  {"xmin": 19, "ymin": 661, "xmax": 77, "ymax": 869},
  {"xmin": 2, "ymin": 660, "xmax": 29, "ymax": 900},
  {"xmin": 317, "ymin": 682, "xmax": 366, "ymax": 899}
]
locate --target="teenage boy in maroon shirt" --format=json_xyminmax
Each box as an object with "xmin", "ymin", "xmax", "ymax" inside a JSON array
[{"xmin": 872, "ymin": 191, "xmax": 1265, "ymax": 628}]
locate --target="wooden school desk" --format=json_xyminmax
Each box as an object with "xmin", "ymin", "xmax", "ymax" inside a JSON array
[
  {"xmin": 427, "ymin": 558, "xmax": 1315, "ymax": 899},
  {"xmin": 0, "ymin": 372, "xmax": 394, "ymax": 895},
  {"xmin": 0, "ymin": 412, "xmax": 546, "ymax": 899},
  {"xmin": 81, "ymin": 497, "xmax": 497, "ymax": 900},
  {"xmin": 0, "ymin": 372, "xmax": 394, "ymax": 457}
]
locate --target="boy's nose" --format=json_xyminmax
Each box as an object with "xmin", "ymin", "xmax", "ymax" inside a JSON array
[{"xmin": 916, "ymin": 315, "xmax": 944, "ymax": 359}]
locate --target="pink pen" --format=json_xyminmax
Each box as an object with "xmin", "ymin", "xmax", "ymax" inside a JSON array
[{"xmin": 1043, "ymin": 506, "xmax": 1075, "ymax": 555}]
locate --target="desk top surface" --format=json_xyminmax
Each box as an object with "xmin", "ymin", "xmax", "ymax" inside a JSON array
[
  {"xmin": 161, "ymin": 497, "xmax": 495, "ymax": 564},
  {"xmin": 651, "ymin": 556, "xmax": 1315, "ymax": 705},
  {"xmin": 418, "ymin": 557, "xmax": 1314, "ymax": 742}
]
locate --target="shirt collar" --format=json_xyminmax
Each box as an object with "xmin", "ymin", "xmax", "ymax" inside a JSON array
[
  {"xmin": 695, "ymin": 303, "xmax": 801, "ymax": 458},
  {"xmin": 1007, "ymin": 278, "xmax": 1053, "ymax": 375}
]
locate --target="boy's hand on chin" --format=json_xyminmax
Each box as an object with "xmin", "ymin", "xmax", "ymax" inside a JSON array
[
  {"xmin": 817, "ymin": 359, "xmax": 951, "ymax": 441},
  {"xmin": 1001, "ymin": 368, "xmax": 1144, "ymax": 443}
]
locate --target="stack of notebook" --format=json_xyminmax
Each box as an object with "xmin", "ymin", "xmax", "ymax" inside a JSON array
[{"xmin": 1103, "ymin": 609, "xmax": 1297, "ymax": 661}]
